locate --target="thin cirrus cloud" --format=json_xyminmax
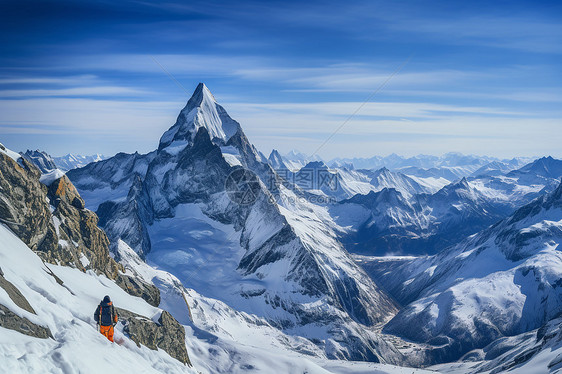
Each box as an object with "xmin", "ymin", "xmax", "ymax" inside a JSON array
[
  {"xmin": 0, "ymin": 86, "xmax": 150, "ymax": 98},
  {"xmin": 0, "ymin": 0, "xmax": 560, "ymax": 157},
  {"xmin": 59, "ymin": 53, "xmax": 269, "ymax": 76},
  {"xmin": 386, "ymin": 16, "xmax": 562, "ymax": 53}
]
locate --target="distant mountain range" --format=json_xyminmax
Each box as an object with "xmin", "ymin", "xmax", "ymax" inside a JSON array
[
  {"xmin": 21, "ymin": 149, "xmax": 106, "ymax": 172},
  {"xmin": 276, "ymin": 150, "xmax": 534, "ymax": 179},
  {"xmin": 359, "ymin": 179, "xmax": 562, "ymax": 365}
]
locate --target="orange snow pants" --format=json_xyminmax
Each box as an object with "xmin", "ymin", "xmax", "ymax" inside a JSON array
[{"xmin": 99, "ymin": 325, "xmax": 114, "ymax": 342}]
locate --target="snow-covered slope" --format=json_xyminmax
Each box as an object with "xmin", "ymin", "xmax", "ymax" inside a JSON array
[
  {"xmin": 431, "ymin": 315, "xmax": 562, "ymax": 374},
  {"xmin": 267, "ymin": 149, "xmax": 290, "ymax": 170},
  {"xmin": 1, "ymin": 219, "xmax": 428, "ymax": 374},
  {"xmin": 368, "ymin": 180, "xmax": 562, "ymax": 363},
  {"xmin": 0, "ymin": 223, "xmax": 195, "ymax": 373},
  {"xmin": 68, "ymin": 83, "xmax": 402, "ymax": 363},
  {"xmin": 273, "ymin": 161, "xmax": 439, "ymax": 203},
  {"xmin": 282, "ymin": 150, "xmax": 323, "ymax": 171},
  {"xmin": 0, "ymin": 142, "xmax": 23, "ymax": 164},
  {"xmin": 331, "ymin": 177, "xmax": 514, "ymax": 255},
  {"xmin": 116, "ymin": 240, "xmax": 434, "ymax": 374},
  {"xmin": 470, "ymin": 160, "xmax": 522, "ymax": 177}
]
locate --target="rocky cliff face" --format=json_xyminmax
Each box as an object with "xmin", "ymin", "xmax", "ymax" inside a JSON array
[{"xmin": 0, "ymin": 151, "xmax": 159, "ymax": 307}]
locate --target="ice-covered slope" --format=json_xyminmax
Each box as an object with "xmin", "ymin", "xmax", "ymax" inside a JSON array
[
  {"xmin": 373, "ymin": 180, "xmax": 562, "ymax": 363},
  {"xmin": 68, "ymin": 83, "xmax": 402, "ymax": 363}
]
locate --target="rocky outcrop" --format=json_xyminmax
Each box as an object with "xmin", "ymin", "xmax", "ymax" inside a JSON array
[
  {"xmin": 0, "ymin": 152, "xmax": 160, "ymax": 307},
  {"xmin": 117, "ymin": 308, "xmax": 191, "ymax": 366},
  {"xmin": 0, "ymin": 304, "xmax": 53, "ymax": 339},
  {"xmin": 0, "ymin": 273, "xmax": 36, "ymax": 314},
  {"xmin": 0, "ymin": 271, "xmax": 53, "ymax": 339},
  {"xmin": 113, "ymin": 274, "xmax": 160, "ymax": 307}
]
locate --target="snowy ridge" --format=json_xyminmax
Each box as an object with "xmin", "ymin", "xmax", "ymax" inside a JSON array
[
  {"xmin": 330, "ymin": 152, "xmax": 532, "ymax": 176},
  {"xmin": 328, "ymin": 156, "xmax": 562, "ymax": 256},
  {"xmin": 0, "ymin": 143, "xmax": 22, "ymax": 164}
]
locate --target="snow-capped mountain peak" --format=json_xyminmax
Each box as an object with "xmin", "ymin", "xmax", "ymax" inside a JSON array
[
  {"xmin": 267, "ymin": 149, "xmax": 287, "ymax": 169},
  {"xmin": 158, "ymin": 83, "xmax": 241, "ymax": 152}
]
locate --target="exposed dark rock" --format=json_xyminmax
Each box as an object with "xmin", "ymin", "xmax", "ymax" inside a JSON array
[
  {"xmin": 0, "ymin": 274, "xmax": 35, "ymax": 314},
  {"xmin": 114, "ymin": 274, "xmax": 160, "ymax": 307},
  {"xmin": 0, "ymin": 304, "xmax": 53, "ymax": 339},
  {"xmin": 0, "ymin": 269, "xmax": 53, "ymax": 339},
  {"xmin": 117, "ymin": 308, "xmax": 191, "ymax": 366}
]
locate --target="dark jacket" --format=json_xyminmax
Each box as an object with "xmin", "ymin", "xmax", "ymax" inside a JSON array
[{"xmin": 94, "ymin": 301, "xmax": 118, "ymax": 326}]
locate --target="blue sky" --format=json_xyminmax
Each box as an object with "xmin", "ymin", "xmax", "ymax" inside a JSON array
[{"xmin": 1, "ymin": 0, "xmax": 561, "ymax": 159}]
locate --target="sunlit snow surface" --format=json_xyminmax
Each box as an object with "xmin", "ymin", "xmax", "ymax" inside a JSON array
[
  {"xmin": 0, "ymin": 222, "xmax": 440, "ymax": 373},
  {"xmin": 0, "ymin": 224, "xmax": 195, "ymax": 373}
]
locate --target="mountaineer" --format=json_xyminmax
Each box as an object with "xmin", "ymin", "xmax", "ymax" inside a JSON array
[{"xmin": 94, "ymin": 295, "xmax": 119, "ymax": 342}]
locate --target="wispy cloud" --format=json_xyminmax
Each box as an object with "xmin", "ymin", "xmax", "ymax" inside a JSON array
[
  {"xmin": 387, "ymin": 15, "xmax": 562, "ymax": 53},
  {"xmin": 0, "ymin": 75, "xmax": 98, "ymax": 85},
  {"xmin": 0, "ymin": 86, "xmax": 150, "ymax": 98}
]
